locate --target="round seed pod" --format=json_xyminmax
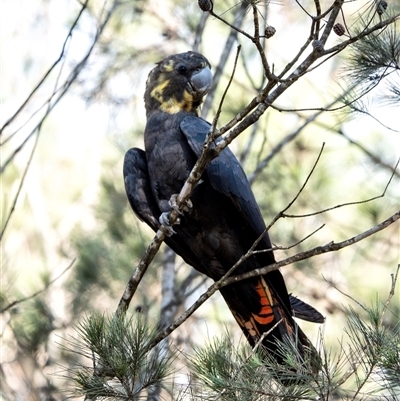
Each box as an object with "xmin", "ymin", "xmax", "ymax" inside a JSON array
[
  {"xmin": 333, "ymin": 23, "xmax": 345, "ymax": 36},
  {"xmin": 198, "ymin": 0, "xmax": 212, "ymax": 12},
  {"xmin": 265, "ymin": 25, "xmax": 276, "ymax": 38},
  {"xmin": 377, "ymin": 0, "xmax": 387, "ymax": 15}
]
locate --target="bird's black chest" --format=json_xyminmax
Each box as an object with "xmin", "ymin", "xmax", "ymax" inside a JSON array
[{"xmin": 144, "ymin": 112, "xmax": 197, "ymax": 212}]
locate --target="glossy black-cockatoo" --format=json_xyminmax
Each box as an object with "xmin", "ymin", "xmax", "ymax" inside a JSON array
[{"xmin": 123, "ymin": 51, "xmax": 323, "ymax": 370}]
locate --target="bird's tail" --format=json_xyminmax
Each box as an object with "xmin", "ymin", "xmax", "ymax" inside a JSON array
[{"xmin": 220, "ymin": 275, "xmax": 320, "ymax": 378}]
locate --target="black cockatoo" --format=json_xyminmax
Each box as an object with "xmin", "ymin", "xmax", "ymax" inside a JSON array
[{"xmin": 123, "ymin": 51, "xmax": 323, "ymax": 370}]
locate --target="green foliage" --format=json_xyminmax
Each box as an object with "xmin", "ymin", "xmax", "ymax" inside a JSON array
[
  {"xmin": 67, "ymin": 314, "xmax": 176, "ymax": 399},
  {"xmin": 190, "ymin": 334, "xmax": 322, "ymax": 400},
  {"xmin": 11, "ymin": 296, "xmax": 54, "ymax": 353},
  {"xmin": 99, "ymin": 177, "xmax": 132, "ymax": 243},
  {"xmin": 67, "ymin": 171, "xmax": 162, "ymax": 314},
  {"xmin": 346, "ymin": 21, "xmax": 399, "ymax": 85},
  {"xmin": 188, "ymin": 299, "xmax": 400, "ymax": 400},
  {"xmin": 2, "ymin": 0, "xmax": 399, "ymax": 398},
  {"xmin": 342, "ymin": 19, "xmax": 400, "ymax": 110},
  {"xmin": 343, "ymin": 302, "xmax": 400, "ymax": 397},
  {"xmin": 191, "ymin": 335, "xmax": 261, "ymax": 395}
]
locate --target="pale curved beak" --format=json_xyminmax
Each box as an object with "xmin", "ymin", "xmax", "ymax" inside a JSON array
[{"xmin": 190, "ymin": 66, "xmax": 213, "ymax": 95}]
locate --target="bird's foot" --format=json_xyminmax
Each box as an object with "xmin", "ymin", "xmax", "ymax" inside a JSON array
[
  {"xmin": 169, "ymin": 194, "xmax": 193, "ymax": 214},
  {"xmin": 159, "ymin": 212, "xmax": 178, "ymax": 236}
]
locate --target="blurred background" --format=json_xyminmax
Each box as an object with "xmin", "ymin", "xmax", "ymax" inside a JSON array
[{"xmin": 1, "ymin": 0, "xmax": 399, "ymax": 399}]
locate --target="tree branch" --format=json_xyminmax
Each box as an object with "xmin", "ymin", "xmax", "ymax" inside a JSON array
[
  {"xmin": 225, "ymin": 209, "xmax": 400, "ymax": 286},
  {"xmin": 1, "ymin": 259, "xmax": 75, "ymax": 313}
]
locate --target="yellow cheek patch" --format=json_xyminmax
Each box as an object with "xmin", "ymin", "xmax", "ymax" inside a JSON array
[
  {"xmin": 150, "ymin": 78, "xmax": 170, "ymax": 103},
  {"xmin": 158, "ymin": 90, "xmax": 194, "ymax": 114},
  {"xmin": 150, "ymin": 73, "xmax": 195, "ymax": 114},
  {"xmin": 163, "ymin": 60, "xmax": 175, "ymax": 72},
  {"xmin": 182, "ymin": 89, "xmax": 193, "ymax": 105},
  {"xmin": 159, "ymin": 98, "xmax": 183, "ymax": 114}
]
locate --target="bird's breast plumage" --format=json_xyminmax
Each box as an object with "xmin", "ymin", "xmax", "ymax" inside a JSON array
[{"xmin": 144, "ymin": 111, "xmax": 197, "ymax": 211}]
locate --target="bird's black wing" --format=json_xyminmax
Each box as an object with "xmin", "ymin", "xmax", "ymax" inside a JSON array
[
  {"xmin": 123, "ymin": 147, "xmax": 161, "ymax": 231},
  {"xmin": 180, "ymin": 114, "xmax": 302, "ymax": 343},
  {"xmin": 123, "ymin": 147, "xmax": 208, "ymax": 274},
  {"xmin": 181, "ymin": 117, "xmax": 326, "ymax": 324},
  {"xmin": 123, "ymin": 148, "xmax": 324, "ymax": 324},
  {"xmin": 180, "ymin": 116, "xmax": 272, "ymax": 250}
]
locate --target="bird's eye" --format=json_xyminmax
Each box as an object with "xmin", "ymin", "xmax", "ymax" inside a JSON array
[{"xmin": 177, "ymin": 65, "xmax": 188, "ymax": 75}]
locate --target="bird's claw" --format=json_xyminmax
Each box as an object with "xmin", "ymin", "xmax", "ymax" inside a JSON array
[
  {"xmin": 169, "ymin": 194, "xmax": 193, "ymax": 214},
  {"xmin": 159, "ymin": 212, "xmax": 178, "ymax": 236}
]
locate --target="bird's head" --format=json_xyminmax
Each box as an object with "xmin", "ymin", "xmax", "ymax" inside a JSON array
[{"xmin": 144, "ymin": 51, "xmax": 212, "ymax": 116}]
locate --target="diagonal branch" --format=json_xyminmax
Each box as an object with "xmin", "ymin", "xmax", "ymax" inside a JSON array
[
  {"xmin": 146, "ymin": 209, "xmax": 399, "ymax": 352},
  {"xmin": 1, "ymin": 0, "xmax": 119, "ymax": 173},
  {"xmin": 1, "ymin": 259, "xmax": 75, "ymax": 313},
  {"xmin": 0, "ymin": 0, "xmax": 89, "ymax": 137},
  {"xmin": 201, "ymin": 1, "xmax": 249, "ymax": 118},
  {"xmin": 283, "ymin": 158, "xmax": 399, "ymax": 218},
  {"xmin": 0, "ymin": 1, "xmax": 120, "ymax": 243},
  {"xmin": 224, "ymin": 209, "xmax": 400, "ymax": 286}
]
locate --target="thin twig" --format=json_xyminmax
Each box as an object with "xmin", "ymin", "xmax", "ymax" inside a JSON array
[
  {"xmin": 251, "ymin": 319, "xmax": 283, "ymax": 353},
  {"xmin": 292, "ymin": 117, "xmax": 400, "ymax": 178},
  {"xmin": 1, "ymin": 259, "xmax": 76, "ymax": 313},
  {"xmin": 1, "ymin": 19, "xmax": 75, "ymax": 239},
  {"xmin": 281, "ymin": 143, "xmax": 325, "ymax": 213},
  {"xmin": 193, "ymin": 12, "xmax": 209, "ymax": 52},
  {"xmin": 323, "ymin": 278, "xmax": 367, "ymax": 312},
  {"xmin": 379, "ymin": 264, "xmax": 399, "ymax": 326},
  {"xmin": 0, "ymin": 0, "xmax": 89, "ymax": 136},
  {"xmin": 1, "ymin": 1, "xmax": 119, "ymax": 174},
  {"xmin": 217, "ymin": 318, "xmax": 283, "ymax": 398},
  {"xmin": 210, "ymin": 45, "xmax": 241, "ymax": 136},
  {"xmin": 0, "ymin": 130, "xmax": 40, "ymax": 242},
  {"xmin": 209, "ymin": 8, "xmax": 253, "ymax": 41},
  {"xmin": 250, "ymin": 4, "xmax": 272, "ymax": 80},
  {"xmin": 201, "ymin": 1, "xmax": 249, "ymax": 118},
  {"xmin": 323, "ymin": 13, "xmax": 400, "ymax": 56},
  {"xmin": 224, "ymin": 209, "xmax": 400, "ymax": 287},
  {"xmin": 313, "ymin": 0, "xmax": 322, "ymax": 39},
  {"xmin": 283, "ymin": 158, "xmax": 399, "ymax": 218},
  {"xmin": 254, "ymin": 224, "xmax": 325, "ymax": 254},
  {"xmin": 145, "ymin": 209, "xmax": 399, "ymax": 353},
  {"xmin": 244, "ymin": 76, "xmax": 359, "ymax": 183},
  {"xmin": 116, "ymin": 228, "xmax": 169, "ymax": 316}
]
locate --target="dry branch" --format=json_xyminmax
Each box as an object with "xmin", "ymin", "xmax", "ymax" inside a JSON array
[{"xmin": 147, "ymin": 209, "xmax": 399, "ymax": 352}]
